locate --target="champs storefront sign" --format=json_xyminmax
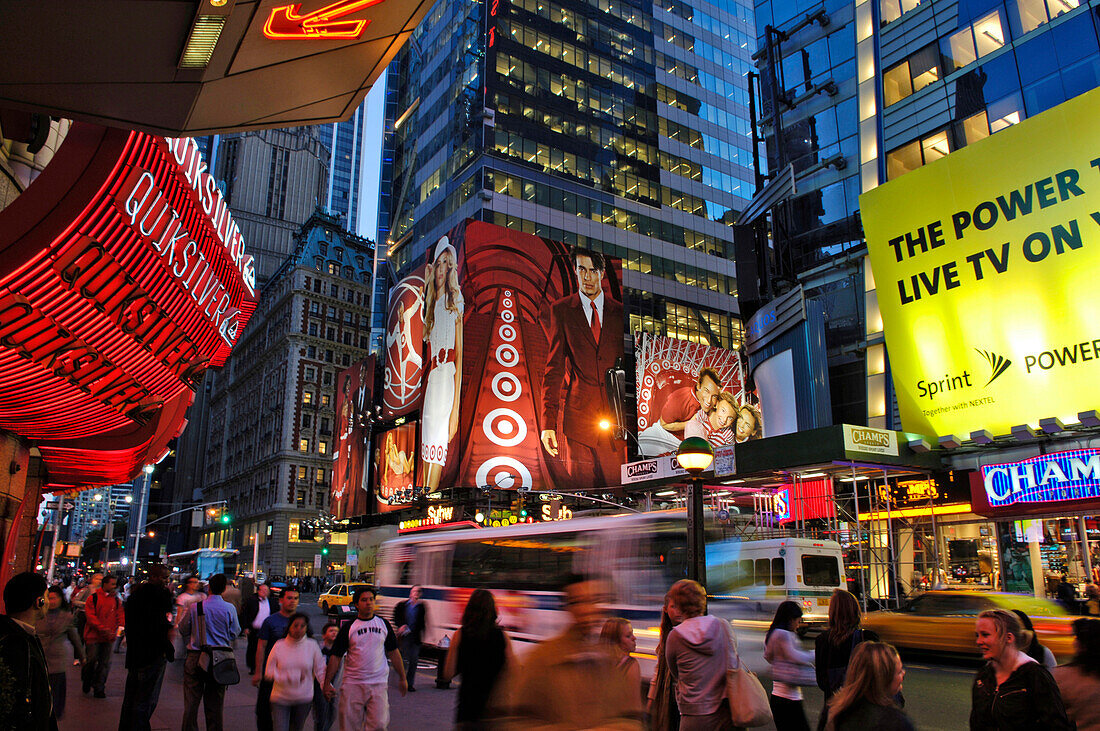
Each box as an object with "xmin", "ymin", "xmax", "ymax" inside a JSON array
[
  {"xmin": 861, "ymin": 87, "xmax": 1100, "ymax": 438},
  {"xmin": 0, "ymin": 123, "xmax": 256, "ymax": 489}
]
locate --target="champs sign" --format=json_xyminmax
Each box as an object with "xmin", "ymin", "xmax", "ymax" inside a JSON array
[{"xmin": 861, "ymin": 87, "xmax": 1100, "ymax": 438}]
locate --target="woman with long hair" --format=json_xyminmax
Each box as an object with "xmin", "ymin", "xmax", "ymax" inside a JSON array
[
  {"xmin": 647, "ymin": 592, "xmax": 683, "ymax": 730},
  {"xmin": 601, "ymin": 617, "xmax": 643, "ymax": 710},
  {"xmin": 1011, "ymin": 609, "xmax": 1056, "ymax": 667},
  {"xmin": 1053, "ymin": 617, "xmax": 1100, "ymax": 729},
  {"xmin": 765, "ymin": 600, "xmax": 814, "ymax": 731},
  {"xmin": 35, "ymin": 586, "xmax": 84, "ymax": 721},
  {"xmin": 814, "ymin": 589, "xmax": 878, "ymax": 731},
  {"xmin": 443, "ymin": 588, "xmax": 512, "ymax": 728},
  {"xmin": 970, "ymin": 608, "xmax": 1071, "ymax": 730},
  {"xmin": 825, "ymin": 642, "xmax": 912, "ymax": 731},
  {"xmin": 420, "ymin": 235, "xmax": 464, "ymax": 489}
]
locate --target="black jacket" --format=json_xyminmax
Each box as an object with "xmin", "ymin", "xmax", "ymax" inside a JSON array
[
  {"xmin": 0, "ymin": 616, "xmax": 57, "ymax": 731},
  {"xmin": 393, "ymin": 599, "xmax": 427, "ymax": 644},
  {"xmin": 832, "ymin": 700, "xmax": 914, "ymax": 731},
  {"xmin": 242, "ymin": 594, "xmax": 278, "ymax": 631},
  {"xmin": 970, "ymin": 660, "xmax": 1073, "ymax": 731},
  {"xmin": 123, "ymin": 582, "xmax": 175, "ymax": 668},
  {"xmin": 815, "ymin": 628, "xmax": 879, "ymax": 699}
]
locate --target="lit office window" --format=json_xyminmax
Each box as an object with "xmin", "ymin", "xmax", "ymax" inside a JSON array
[{"xmin": 942, "ymin": 10, "xmax": 1006, "ymax": 73}]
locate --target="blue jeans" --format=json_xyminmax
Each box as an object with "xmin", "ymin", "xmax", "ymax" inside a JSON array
[
  {"xmin": 400, "ymin": 637, "xmax": 421, "ymax": 689},
  {"xmin": 271, "ymin": 701, "xmax": 312, "ymax": 731},
  {"xmin": 118, "ymin": 659, "xmax": 166, "ymax": 731}
]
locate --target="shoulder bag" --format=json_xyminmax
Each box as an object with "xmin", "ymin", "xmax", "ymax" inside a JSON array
[
  {"xmin": 196, "ymin": 602, "xmax": 241, "ymax": 686},
  {"xmin": 724, "ymin": 619, "xmax": 773, "ymax": 728}
]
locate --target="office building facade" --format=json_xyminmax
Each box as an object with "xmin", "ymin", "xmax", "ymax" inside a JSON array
[
  {"xmin": 199, "ymin": 211, "xmax": 374, "ymax": 577},
  {"xmin": 748, "ymin": 0, "xmax": 1100, "ymax": 428},
  {"xmin": 384, "ymin": 0, "xmax": 759, "ymax": 351}
]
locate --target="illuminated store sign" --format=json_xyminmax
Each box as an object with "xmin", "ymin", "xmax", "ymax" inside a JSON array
[
  {"xmin": 861, "ymin": 86, "xmax": 1100, "ymax": 438},
  {"xmin": 263, "ymin": 0, "xmax": 385, "ymax": 39},
  {"xmin": 981, "ymin": 449, "xmax": 1100, "ymax": 507},
  {"xmin": 0, "ymin": 123, "xmax": 256, "ymax": 489}
]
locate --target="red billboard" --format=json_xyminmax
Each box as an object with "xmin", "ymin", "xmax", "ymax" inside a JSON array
[
  {"xmin": 635, "ymin": 334, "xmax": 757, "ymax": 456},
  {"xmin": 375, "ymin": 423, "xmax": 418, "ymax": 512},
  {"xmin": 331, "ymin": 355, "xmax": 375, "ymax": 519},
  {"xmin": 381, "ymin": 220, "xmax": 626, "ymax": 491},
  {"xmin": 0, "ymin": 123, "xmax": 256, "ymax": 490}
]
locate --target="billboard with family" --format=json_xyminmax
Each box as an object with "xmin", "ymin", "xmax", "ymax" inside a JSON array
[
  {"xmin": 635, "ymin": 333, "xmax": 760, "ymax": 456},
  {"xmin": 330, "ymin": 355, "xmax": 375, "ymax": 519},
  {"xmin": 379, "ymin": 219, "xmax": 626, "ymax": 494}
]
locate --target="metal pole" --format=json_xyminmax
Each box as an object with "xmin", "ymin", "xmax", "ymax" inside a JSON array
[
  {"xmin": 131, "ymin": 472, "xmax": 151, "ymax": 577},
  {"xmin": 103, "ymin": 508, "xmax": 115, "ymax": 571},
  {"xmin": 1079, "ymin": 516, "xmax": 1093, "ymax": 582},
  {"xmin": 852, "ymin": 465, "xmax": 867, "ymax": 612},
  {"xmin": 46, "ymin": 495, "xmax": 64, "ymax": 584},
  {"xmin": 253, "ymin": 532, "xmax": 260, "ymax": 577},
  {"xmin": 687, "ymin": 478, "xmax": 706, "ymax": 588}
]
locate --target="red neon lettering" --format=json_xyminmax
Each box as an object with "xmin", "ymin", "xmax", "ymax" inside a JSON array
[{"xmin": 263, "ymin": 0, "xmax": 386, "ymax": 40}]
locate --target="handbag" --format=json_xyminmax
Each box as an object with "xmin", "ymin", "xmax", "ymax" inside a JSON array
[
  {"xmin": 724, "ymin": 620, "xmax": 773, "ymax": 728},
  {"xmin": 196, "ymin": 601, "xmax": 241, "ymax": 686}
]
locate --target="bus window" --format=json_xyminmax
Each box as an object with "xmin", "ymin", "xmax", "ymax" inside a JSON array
[
  {"xmin": 754, "ymin": 558, "xmax": 769, "ymax": 586},
  {"xmin": 771, "ymin": 557, "xmax": 785, "ymax": 586},
  {"xmin": 736, "ymin": 560, "xmax": 753, "ymax": 588},
  {"xmin": 802, "ymin": 555, "xmax": 840, "ymax": 586},
  {"xmin": 452, "ymin": 532, "xmax": 589, "ymax": 591}
]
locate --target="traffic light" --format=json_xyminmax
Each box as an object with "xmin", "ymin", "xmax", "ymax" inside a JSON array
[
  {"xmin": 219, "ymin": 511, "xmax": 231, "ymax": 524},
  {"xmin": 321, "ymin": 546, "xmax": 329, "ymax": 556}
]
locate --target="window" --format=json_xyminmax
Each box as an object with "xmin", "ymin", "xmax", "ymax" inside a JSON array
[
  {"xmin": 310, "ymin": 302, "xmax": 320, "ymax": 315},
  {"xmin": 298, "ymin": 438, "xmax": 309, "ymax": 452},
  {"xmin": 886, "ymin": 127, "xmax": 953, "ymax": 180},
  {"xmin": 342, "ymin": 354, "xmax": 351, "ymax": 367},
  {"xmin": 319, "ymin": 440, "xmax": 329, "ymax": 455},
  {"xmin": 322, "ymin": 371, "xmax": 333, "ymax": 386},
  {"xmin": 941, "ymin": 10, "xmax": 1006, "ymax": 73},
  {"xmin": 315, "ymin": 469, "xmax": 325, "ymax": 484},
  {"xmin": 1012, "ymin": 0, "xmax": 1078, "ymax": 36},
  {"xmin": 883, "ymin": 44, "xmax": 941, "ymax": 106},
  {"xmin": 880, "ymin": 0, "xmax": 922, "ymax": 24},
  {"xmin": 302, "ymin": 391, "xmax": 313, "ymax": 405},
  {"xmin": 451, "ymin": 533, "xmax": 590, "ymax": 590},
  {"xmin": 320, "ymin": 417, "xmax": 331, "ymax": 434},
  {"xmin": 802, "ymin": 555, "xmax": 841, "ymax": 586},
  {"xmin": 325, "ymin": 350, "xmax": 333, "ymax": 363},
  {"xmin": 307, "ymin": 346, "xmax": 317, "ymax": 359},
  {"xmin": 302, "ymin": 414, "xmax": 312, "ymax": 428},
  {"xmin": 297, "ymin": 466, "xmax": 307, "ymax": 480},
  {"xmin": 321, "ymin": 394, "xmax": 331, "ymax": 407},
  {"xmin": 754, "ymin": 558, "xmax": 770, "ymax": 586},
  {"xmin": 326, "ymin": 327, "xmax": 336, "ymax": 340},
  {"xmin": 771, "ymin": 557, "xmax": 785, "ymax": 586},
  {"xmin": 304, "ymin": 366, "xmax": 316, "ymax": 380},
  {"xmin": 309, "ymin": 323, "xmax": 319, "ymax": 336},
  {"xmin": 328, "ymin": 262, "xmax": 339, "ymax": 275},
  {"xmin": 328, "ymin": 306, "xmax": 336, "ymax": 318}
]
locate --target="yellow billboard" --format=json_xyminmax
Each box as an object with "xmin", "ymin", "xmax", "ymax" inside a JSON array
[{"xmin": 861, "ymin": 87, "xmax": 1100, "ymax": 438}]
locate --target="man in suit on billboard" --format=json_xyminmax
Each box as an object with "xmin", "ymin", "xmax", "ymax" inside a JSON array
[{"xmin": 540, "ymin": 247, "xmax": 624, "ymax": 486}]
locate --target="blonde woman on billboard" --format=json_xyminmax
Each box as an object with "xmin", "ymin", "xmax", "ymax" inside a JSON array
[
  {"xmin": 385, "ymin": 431, "xmax": 415, "ymax": 484},
  {"xmin": 420, "ymin": 236, "xmax": 464, "ymax": 489}
]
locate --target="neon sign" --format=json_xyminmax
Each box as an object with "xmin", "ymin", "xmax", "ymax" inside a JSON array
[
  {"xmin": 981, "ymin": 448, "xmax": 1100, "ymax": 507},
  {"xmin": 263, "ymin": 0, "xmax": 385, "ymax": 40}
]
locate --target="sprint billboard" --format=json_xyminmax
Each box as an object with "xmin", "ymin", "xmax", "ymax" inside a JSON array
[{"xmin": 861, "ymin": 87, "xmax": 1100, "ymax": 438}]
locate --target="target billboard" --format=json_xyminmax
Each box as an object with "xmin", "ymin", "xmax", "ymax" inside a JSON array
[
  {"xmin": 635, "ymin": 334, "xmax": 759, "ymax": 457},
  {"xmin": 380, "ymin": 219, "xmax": 626, "ymax": 492}
]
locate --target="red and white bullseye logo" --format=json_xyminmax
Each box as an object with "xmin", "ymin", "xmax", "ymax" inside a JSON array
[
  {"xmin": 476, "ymin": 456, "xmax": 533, "ymax": 490},
  {"xmin": 382, "ymin": 275, "xmax": 424, "ymax": 416}
]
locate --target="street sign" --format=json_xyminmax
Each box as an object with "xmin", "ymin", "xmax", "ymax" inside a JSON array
[{"xmin": 313, "ymin": 554, "xmax": 322, "ymax": 571}]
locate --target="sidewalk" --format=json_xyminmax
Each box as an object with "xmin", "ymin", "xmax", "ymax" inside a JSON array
[{"xmin": 59, "ymin": 640, "xmax": 449, "ymax": 730}]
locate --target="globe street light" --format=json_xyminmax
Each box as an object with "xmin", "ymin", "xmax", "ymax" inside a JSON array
[{"xmin": 676, "ymin": 436, "xmax": 714, "ymax": 586}]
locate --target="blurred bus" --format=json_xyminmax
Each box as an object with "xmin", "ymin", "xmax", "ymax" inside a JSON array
[
  {"xmin": 374, "ymin": 511, "xmax": 842, "ymax": 661},
  {"xmin": 168, "ymin": 548, "xmax": 239, "ymax": 580}
]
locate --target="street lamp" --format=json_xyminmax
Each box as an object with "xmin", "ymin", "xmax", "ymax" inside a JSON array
[{"xmin": 676, "ymin": 436, "xmax": 714, "ymax": 586}]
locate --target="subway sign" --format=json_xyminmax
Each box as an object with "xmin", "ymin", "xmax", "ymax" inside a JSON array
[{"xmin": 981, "ymin": 448, "xmax": 1100, "ymax": 507}]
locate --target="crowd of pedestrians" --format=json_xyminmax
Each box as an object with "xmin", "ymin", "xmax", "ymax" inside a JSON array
[{"xmin": 7, "ymin": 570, "xmax": 1100, "ymax": 729}]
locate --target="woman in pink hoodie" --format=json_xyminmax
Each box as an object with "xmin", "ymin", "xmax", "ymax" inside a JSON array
[{"xmin": 665, "ymin": 579, "xmax": 737, "ymax": 731}]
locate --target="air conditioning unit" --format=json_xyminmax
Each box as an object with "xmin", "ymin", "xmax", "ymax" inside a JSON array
[{"xmin": 478, "ymin": 189, "xmax": 493, "ymax": 201}]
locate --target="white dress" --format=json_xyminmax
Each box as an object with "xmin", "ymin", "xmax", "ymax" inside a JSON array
[{"xmin": 421, "ymin": 296, "xmax": 462, "ymax": 466}]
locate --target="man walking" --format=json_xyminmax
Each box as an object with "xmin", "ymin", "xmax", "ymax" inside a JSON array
[
  {"xmin": 118, "ymin": 565, "xmax": 175, "ymax": 730},
  {"xmin": 253, "ymin": 587, "xmax": 307, "ymax": 731},
  {"xmin": 323, "ymin": 586, "xmax": 406, "ymax": 731},
  {"xmin": 179, "ymin": 574, "xmax": 240, "ymax": 731},
  {"xmin": 83, "ymin": 573, "xmax": 125, "ymax": 697},
  {"xmin": 243, "ymin": 582, "xmax": 276, "ymax": 675},
  {"xmin": 72, "ymin": 571, "xmax": 102, "ymax": 635},
  {"xmin": 394, "ymin": 585, "xmax": 427, "ymax": 691},
  {"xmin": 0, "ymin": 572, "xmax": 55, "ymax": 730}
]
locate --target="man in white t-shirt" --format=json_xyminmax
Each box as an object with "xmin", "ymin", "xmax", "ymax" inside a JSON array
[{"xmin": 323, "ymin": 586, "xmax": 406, "ymax": 730}]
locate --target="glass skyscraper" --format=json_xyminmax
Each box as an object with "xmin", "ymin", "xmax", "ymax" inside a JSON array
[{"xmin": 384, "ymin": 0, "xmax": 759, "ymax": 349}]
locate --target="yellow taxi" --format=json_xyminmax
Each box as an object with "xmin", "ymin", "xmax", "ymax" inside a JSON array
[
  {"xmin": 317, "ymin": 583, "xmax": 371, "ymax": 614},
  {"xmin": 861, "ymin": 590, "xmax": 1076, "ymax": 660}
]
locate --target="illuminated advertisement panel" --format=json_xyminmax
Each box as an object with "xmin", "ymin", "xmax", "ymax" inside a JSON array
[
  {"xmin": 375, "ymin": 423, "xmax": 418, "ymax": 512},
  {"xmin": 635, "ymin": 333, "xmax": 757, "ymax": 456},
  {"xmin": 980, "ymin": 448, "xmax": 1100, "ymax": 507},
  {"xmin": 331, "ymin": 355, "xmax": 375, "ymax": 519},
  {"xmin": 861, "ymin": 87, "xmax": 1100, "ymax": 438},
  {"xmin": 382, "ymin": 219, "xmax": 626, "ymax": 491},
  {"xmin": 0, "ymin": 123, "xmax": 256, "ymax": 489},
  {"xmin": 774, "ymin": 479, "xmax": 836, "ymax": 523}
]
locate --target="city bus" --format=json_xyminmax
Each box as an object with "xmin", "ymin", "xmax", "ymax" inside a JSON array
[
  {"xmin": 168, "ymin": 548, "xmax": 239, "ymax": 580},
  {"xmin": 374, "ymin": 511, "xmax": 843, "ymax": 665}
]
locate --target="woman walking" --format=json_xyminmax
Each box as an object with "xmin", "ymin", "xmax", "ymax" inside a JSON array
[
  {"xmin": 825, "ymin": 642, "xmax": 912, "ymax": 731},
  {"xmin": 265, "ymin": 612, "xmax": 325, "ymax": 731},
  {"xmin": 970, "ymin": 608, "xmax": 1072, "ymax": 730},
  {"xmin": 1051, "ymin": 617, "xmax": 1100, "ymax": 730},
  {"xmin": 814, "ymin": 589, "xmax": 878, "ymax": 730},
  {"xmin": 665, "ymin": 579, "xmax": 735, "ymax": 731},
  {"xmin": 442, "ymin": 588, "xmax": 512, "ymax": 729},
  {"xmin": 765, "ymin": 601, "xmax": 814, "ymax": 731},
  {"xmin": 1011, "ymin": 610, "xmax": 1057, "ymax": 667},
  {"xmin": 602, "ymin": 617, "xmax": 642, "ymax": 710},
  {"xmin": 35, "ymin": 586, "xmax": 84, "ymax": 720},
  {"xmin": 647, "ymin": 592, "xmax": 683, "ymax": 731}
]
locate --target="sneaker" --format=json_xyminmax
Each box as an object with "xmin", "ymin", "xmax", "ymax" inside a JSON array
[
  {"xmin": 408, "ymin": 686, "xmax": 416, "ymax": 692},
  {"xmin": 94, "ymin": 690, "xmax": 106, "ymax": 698}
]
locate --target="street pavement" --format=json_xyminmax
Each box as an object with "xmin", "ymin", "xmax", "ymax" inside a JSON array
[{"xmin": 58, "ymin": 594, "xmax": 978, "ymax": 730}]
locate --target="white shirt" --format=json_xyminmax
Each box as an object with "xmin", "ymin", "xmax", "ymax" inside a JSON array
[
  {"xmin": 580, "ymin": 290, "xmax": 604, "ymax": 328},
  {"xmin": 266, "ymin": 635, "xmax": 326, "ymax": 705},
  {"xmin": 252, "ymin": 595, "xmax": 271, "ymax": 630},
  {"xmin": 330, "ymin": 615, "xmax": 397, "ymax": 685}
]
